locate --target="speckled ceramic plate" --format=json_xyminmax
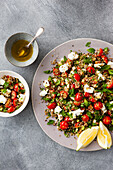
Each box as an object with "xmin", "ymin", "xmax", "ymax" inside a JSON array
[{"xmin": 32, "ymin": 38, "xmax": 113, "ymax": 151}]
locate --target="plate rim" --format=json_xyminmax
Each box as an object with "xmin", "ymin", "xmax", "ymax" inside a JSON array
[{"xmin": 32, "ymin": 38, "xmax": 113, "ymax": 151}]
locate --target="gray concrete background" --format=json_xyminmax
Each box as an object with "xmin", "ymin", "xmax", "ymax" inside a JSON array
[{"xmin": 0, "ymin": 0, "xmax": 113, "ymax": 169}]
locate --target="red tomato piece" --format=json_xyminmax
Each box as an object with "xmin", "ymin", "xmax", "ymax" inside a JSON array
[
  {"xmin": 60, "ymin": 121, "xmax": 69, "ymax": 130},
  {"xmin": 64, "ymin": 117, "xmax": 71, "ymax": 122},
  {"xmin": 11, "ymin": 90, "xmax": 17, "ymax": 100},
  {"xmin": 103, "ymin": 116, "xmax": 111, "ymax": 125},
  {"xmin": 53, "ymin": 68, "xmax": 60, "ymax": 76},
  {"xmin": 60, "ymin": 90, "xmax": 68, "ymax": 99},
  {"xmin": 87, "ymin": 67, "xmax": 95, "ymax": 74},
  {"xmin": 107, "ymin": 81, "xmax": 113, "ymax": 89},
  {"xmin": 101, "ymin": 55, "xmax": 108, "ymax": 64},
  {"xmin": 74, "ymin": 101, "xmax": 82, "ymax": 106},
  {"xmin": 84, "ymin": 92, "xmax": 90, "ymax": 98},
  {"xmin": 13, "ymin": 98, "xmax": 18, "ymax": 107},
  {"xmin": 75, "ymin": 92, "xmax": 83, "ymax": 101},
  {"xmin": 14, "ymin": 84, "xmax": 19, "ymax": 92},
  {"xmin": 7, "ymin": 106, "xmax": 15, "ymax": 113},
  {"xmin": 71, "ymin": 84, "xmax": 75, "ymax": 89},
  {"xmin": 97, "ymin": 48, "xmax": 103, "ymax": 56},
  {"xmin": 47, "ymin": 102, "xmax": 56, "ymax": 109},
  {"xmin": 94, "ymin": 102, "xmax": 103, "ymax": 110},
  {"xmin": 5, "ymin": 99, "xmax": 12, "ymax": 108},
  {"xmin": 74, "ymin": 74, "xmax": 80, "ymax": 81},
  {"xmin": 89, "ymin": 95, "xmax": 97, "ymax": 103},
  {"xmin": 75, "ymin": 122, "xmax": 80, "ymax": 128},
  {"xmin": 82, "ymin": 114, "xmax": 89, "ymax": 122}
]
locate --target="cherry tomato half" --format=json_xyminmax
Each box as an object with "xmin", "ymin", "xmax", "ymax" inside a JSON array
[
  {"xmin": 47, "ymin": 102, "xmax": 56, "ymax": 109},
  {"xmin": 7, "ymin": 106, "xmax": 15, "ymax": 113},
  {"xmin": 14, "ymin": 84, "xmax": 19, "ymax": 92},
  {"xmin": 11, "ymin": 90, "xmax": 17, "ymax": 100},
  {"xmin": 103, "ymin": 116, "xmax": 111, "ymax": 125},
  {"xmin": 74, "ymin": 74, "xmax": 80, "ymax": 81},
  {"xmin": 60, "ymin": 121, "xmax": 69, "ymax": 130},
  {"xmin": 53, "ymin": 68, "xmax": 60, "ymax": 76},
  {"xmin": 13, "ymin": 98, "xmax": 18, "ymax": 106},
  {"xmin": 5, "ymin": 99, "xmax": 12, "ymax": 108},
  {"xmin": 82, "ymin": 114, "xmax": 89, "ymax": 122},
  {"xmin": 94, "ymin": 102, "xmax": 103, "ymax": 110},
  {"xmin": 84, "ymin": 92, "xmax": 90, "ymax": 98},
  {"xmin": 87, "ymin": 67, "xmax": 95, "ymax": 74},
  {"xmin": 60, "ymin": 90, "xmax": 68, "ymax": 99},
  {"xmin": 97, "ymin": 48, "xmax": 103, "ymax": 56},
  {"xmin": 74, "ymin": 101, "xmax": 82, "ymax": 106},
  {"xmin": 75, "ymin": 122, "xmax": 80, "ymax": 128},
  {"xmin": 64, "ymin": 117, "xmax": 71, "ymax": 122},
  {"xmin": 75, "ymin": 92, "xmax": 83, "ymax": 101},
  {"xmin": 101, "ymin": 55, "xmax": 108, "ymax": 64}
]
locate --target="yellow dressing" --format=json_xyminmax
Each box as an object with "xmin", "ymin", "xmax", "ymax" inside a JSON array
[{"xmin": 11, "ymin": 40, "xmax": 33, "ymax": 62}]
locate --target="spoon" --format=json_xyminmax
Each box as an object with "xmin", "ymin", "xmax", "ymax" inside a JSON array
[{"xmin": 18, "ymin": 27, "xmax": 44, "ymax": 57}]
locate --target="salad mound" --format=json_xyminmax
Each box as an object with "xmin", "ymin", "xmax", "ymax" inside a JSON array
[
  {"xmin": 0, "ymin": 75, "xmax": 25, "ymax": 113},
  {"xmin": 40, "ymin": 44, "xmax": 113, "ymax": 137}
]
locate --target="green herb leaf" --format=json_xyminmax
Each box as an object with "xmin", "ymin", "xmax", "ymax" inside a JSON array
[
  {"xmin": 100, "ymin": 65, "xmax": 110, "ymax": 71},
  {"xmin": 104, "ymin": 47, "xmax": 109, "ymax": 53},
  {"xmin": 87, "ymin": 48, "xmax": 95, "ymax": 54},
  {"xmin": 84, "ymin": 99, "xmax": 89, "ymax": 107},
  {"xmin": 108, "ymin": 70, "xmax": 113, "ymax": 75},
  {"xmin": 1, "ymin": 89, "xmax": 7, "ymax": 93},
  {"xmin": 64, "ymin": 56, "xmax": 67, "ymax": 62},
  {"xmin": 56, "ymin": 79, "xmax": 61, "ymax": 86},
  {"xmin": 44, "ymin": 70, "xmax": 52, "ymax": 74},
  {"xmin": 4, "ymin": 82, "xmax": 9, "ymax": 88},
  {"xmin": 47, "ymin": 120, "xmax": 55, "ymax": 125},
  {"xmin": 85, "ymin": 42, "xmax": 91, "ymax": 47},
  {"xmin": 106, "ymin": 103, "xmax": 113, "ymax": 110},
  {"xmin": 83, "ymin": 56, "xmax": 92, "ymax": 64},
  {"xmin": 86, "ymin": 111, "xmax": 93, "ymax": 118}
]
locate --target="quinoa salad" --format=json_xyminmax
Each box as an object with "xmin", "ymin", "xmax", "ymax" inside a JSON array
[
  {"xmin": 39, "ymin": 43, "xmax": 113, "ymax": 137},
  {"xmin": 0, "ymin": 75, "xmax": 25, "ymax": 113}
]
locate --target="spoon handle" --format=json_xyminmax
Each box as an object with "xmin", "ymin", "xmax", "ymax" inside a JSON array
[{"xmin": 26, "ymin": 27, "xmax": 44, "ymax": 48}]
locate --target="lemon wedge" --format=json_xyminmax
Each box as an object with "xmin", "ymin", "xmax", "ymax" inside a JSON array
[
  {"xmin": 76, "ymin": 126, "xmax": 99, "ymax": 151},
  {"xmin": 97, "ymin": 121, "xmax": 112, "ymax": 149}
]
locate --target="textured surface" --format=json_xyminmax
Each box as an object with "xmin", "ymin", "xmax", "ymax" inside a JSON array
[{"xmin": 0, "ymin": 0, "xmax": 113, "ymax": 170}]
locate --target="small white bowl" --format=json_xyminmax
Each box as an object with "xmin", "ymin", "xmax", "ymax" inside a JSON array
[
  {"xmin": 5, "ymin": 32, "xmax": 39, "ymax": 67},
  {"xmin": 0, "ymin": 70, "xmax": 30, "ymax": 117}
]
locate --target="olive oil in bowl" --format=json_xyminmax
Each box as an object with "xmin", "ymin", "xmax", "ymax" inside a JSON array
[{"xmin": 11, "ymin": 40, "xmax": 33, "ymax": 62}]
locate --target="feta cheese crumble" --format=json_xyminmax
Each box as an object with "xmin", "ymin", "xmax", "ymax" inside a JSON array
[
  {"xmin": 59, "ymin": 64, "xmax": 68, "ymax": 73},
  {"xmin": 17, "ymin": 94, "xmax": 25, "ymax": 103},
  {"xmin": 94, "ymin": 92, "xmax": 103, "ymax": 99},
  {"xmin": 96, "ymin": 71, "xmax": 105, "ymax": 81},
  {"xmin": 54, "ymin": 106, "xmax": 62, "ymax": 114},
  {"xmin": 39, "ymin": 89, "xmax": 48, "ymax": 97},
  {"xmin": 69, "ymin": 109, "xmax": 84, "ymax": 118},
  {"xmin": 101, "ymin": 104, "xmax": 107, "ymax": 113},
  {"xmin": 94, "ymin": 63, "xmax": 105, "ymax": 68},
  {"xmin": 84, "ymin": 84, "xmax": 94, "ymax": 93},
  {"xmin": 0, "ymin": 79, "xmax": 5, "ymax": 86},
  {"xmin": 68, "ymin": 52, "xmax": 79, "ymax": 60},
  {"xmin": 108, "ymin": 61, "xmax": 113, "ymax": 68},
  {"xmin": 0, "ymin": 95, "xmax": 7, "ymax": 104}
]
